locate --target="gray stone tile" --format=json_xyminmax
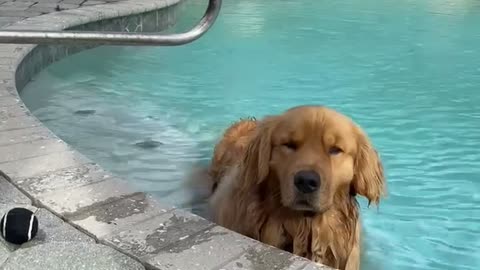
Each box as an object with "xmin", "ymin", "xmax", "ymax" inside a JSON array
[
  {"xmin": 0, "ymin": 150, "xmax": 89, "ymax": 179},
  {"xmin": 2, "ymin": 23, "xmax": 54, "ymax": 31},
  {"xmin": 102, "ymin": 209, "xmax": 213, "ymax": 259},
  {"xmin": 0, "ymin": 241, "xmax": 12, "ymax": 265},
  {"xmin": 0, "ymin": 45, "xmax": 25, "ymax": 55},
  {"xmin": 0, "ymin": 57, "xmax": 19, "ymax": 66},
  {"xmin": 27, "ymin": 6, "xmax": 58, "ymax": 14},
  {"xmin": 0, "ymin": 104, "xmax": 29, "ymax": 118},
  {"xmin": 0, "ymin": 71, "xmax": 15, "ymax": 80},
  {"xmin": 0, "ymin": 97, "xmax": 20, "ymax": 108},
  {"xmin": 0, "ymin": 10, "xmax": 42, "ymax": 18},
  {"xmin": 20, "ymin": 208, "xmax": 94, "ymax": 249},
  {"xmin": 28, "ymin": 2, "xmax": 62, "ymax": 8},
  {"xmin": 54, "ymin": 3, "xmax": 81, "ymax": 10},
  {"xmin": 0, "ymin": 241, "xmax": 9, "ymax": 266},
  {"xmin": 0, "ymin": 236, "xmax": 16, "ymax": 253},
  {"xmin": 1, "ymin": 242, "xmax": 145, "ymax": 270},
  {"xmin": 0, "ymin": 17, "xmax": 25, "ymax": 28},
  {"xmin": 36, "ymin": 177, "xmax": 137, "ymax": 215},
  {"xmin": 15, "ymin": 163, "xmax": 110, "ymax": 196},
  {"xmin": 0, "ymin": 176, "xmax": 30, "ymax": 204},
  {"xmin": 0, "ymin": 6, "xmax": 30, "ymax": 12},
  {"xmin": 145, "ymin": 226, "xmax": 260, "ymax": 270},
  {"xmin": 219, "ymin": 244, "xmax": 310, "ymax": 270},
  {"xmin": 0, "ymin": 1, "xmax": 36, "ymax": 9},
  {"xmin": 23, "ymin": 0, "xmax": 61, "ymax": 3},
  {"xmin": 69, "ymin": 192, "xmax": 173, "ymax": 238},
  {"xmin": 0, "ymin": 115, "xmax": 40, "ymax": 132},
  {"xmin": 0, "ymin": 138, "xmax": 70, "ymax": 164},
  {"xmin": 0, "ymin": 126, "xmax": 52, "ymax": 147},
  {"xmin": 0, "ymin": 67, "xmax": 13, "ymax": 75}
]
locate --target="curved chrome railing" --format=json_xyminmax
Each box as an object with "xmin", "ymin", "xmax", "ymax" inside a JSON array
[{"xmin": 0, "ymin": 0, "xmax": 222, "ymax": 46}]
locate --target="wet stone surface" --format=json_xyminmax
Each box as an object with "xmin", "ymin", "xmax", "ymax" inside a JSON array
[
  {"xmin": 1, "ymin": 242, "xmax": 146, "ymax": 270},
  {"xmin": 69, "ymin": 192, "xmax": 173, "ymax": 238},
  {"xmin": 0, "ymin": 176, "xmax": 31, "ymax": 204},
  {"xmin": 146, "ymin": 226, "xmax": 260, "ymax": 270},
  {"xmin": 220, "ymin": 244, "xmax": 314, "ymax": 270},
  {"xmin": 20, "ymin": 208, "xmax": 95, "ymax": 249},
  {"xmin": 102, "ymin": 209, "xmax": 214, "ymax": 259},
  {"xmin": 14, "ymin": 163, "xmax": 110, "ymax": 196},
  {"xmin": 35, "ymin": 177, "xmax": 137, "ymax": 215}
]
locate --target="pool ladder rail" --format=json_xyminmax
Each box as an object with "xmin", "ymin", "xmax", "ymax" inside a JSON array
[{"xmin": 0, "ymin": 0, "xmax": 221, "ymax": 46}]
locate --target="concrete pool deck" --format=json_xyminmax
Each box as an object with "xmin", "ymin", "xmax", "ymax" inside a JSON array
[{"xmin": 0, "ymin": 1, "xmax": 331, "ymax": 269}]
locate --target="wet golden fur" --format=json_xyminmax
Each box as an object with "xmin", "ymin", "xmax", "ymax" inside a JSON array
[{"xmin": 207, "ymin": 105, "xmax": 386, "ymax": 270}]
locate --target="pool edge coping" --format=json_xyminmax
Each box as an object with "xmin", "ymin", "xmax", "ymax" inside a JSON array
[{"xmin": 0, "ymin": 1, "xmax": 333, "ymax": 269}]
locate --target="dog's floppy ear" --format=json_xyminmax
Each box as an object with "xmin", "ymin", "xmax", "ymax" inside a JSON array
[
  {"xmin": 351, "ymin": 127, "xmax": 386, "ymax": 205},
  {"xmin": 240, "ymin": 116, "xmax": 278, "ymax": 189}
]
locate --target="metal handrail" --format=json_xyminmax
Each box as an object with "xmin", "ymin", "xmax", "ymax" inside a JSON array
[{"xmin": 0, "ymin": 0, "xmax": 222, "ymax": 46}]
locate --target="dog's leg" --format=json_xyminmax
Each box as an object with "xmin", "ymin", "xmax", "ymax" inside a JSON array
[{"xmin": 260, "ymin": 217, "xmax": 290, "ymax": 250}]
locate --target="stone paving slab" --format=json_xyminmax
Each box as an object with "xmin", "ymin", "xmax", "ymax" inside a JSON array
[
  {"xmin": 0, "ymin": 47, "xmax": 31, "ymax": 70},
  {"xmin": 0, "ymin": 244, "xmax": 8, "ymax": 266},
  {"xmin": 0, "ymin": 150, "xmax": 89, "ymax": 179},
  {"xmin": 0, "ymin": 1, "xmax": 36, "ymax": 9},
  {"xmin": 0, "ymin": 176, "xmax": 30, "ymax": 204},
  {"xmin": 0, "ymin": 126, "xmax": 52, "ymax": 147},
  {"xmin": 146, "ymin": 226, "xmax": 260, "ymax": 270},
  {"xmin": 21, "ymin": 208, "xmax": 95, "ymax": 249},
  {"xmin": 218, "ymin": 244, "xmax": 330, "ymax": 270},
  {"xmin": 102, "ymin": 209, "xmax": 213, "ymax": 259},
  {"xmin": 0, "ymin": 10, "xmax": 42, "ymax": 18},
  {"xmin": 0, "ymin": 97, "xmax": 21, "ymax": 108},
  {"xmin": 69, "ymin": 192, "xmax": 173, "ymax": 238},
  {"xmin": 0, "ymin": 72, "xmax": 14, "ymax": 81},
  {"xmin": 0, "ymin": 17, "xmax": 25, "ymax": 28},
  {"xmin": 0, "ymin": 83, "xmax": 15, "ymax": 92},
  {"xmin": 0, "ymin": 238, "xmax": 15, "ymax": 255},
  {"xmin": 1, "ymin": 242, "xmax": 146, "ymax": 270},
  {"xmin": 0, "ymin": 104, "xmax": 30, "ymax": 119},
  {"xmin": 0, "ymin": 138, "xmax": 69, "ymax": 164},
  {"xmin": 37, "ymin": 177, "xmax": 138, "ymax": 215},
  {"xmin": 0, "ymin": 114, "xmax": 40, "ymax": 131},
  {"xmin": 15, "ymin": 163, "xmax": 110, "ymax": 196}
]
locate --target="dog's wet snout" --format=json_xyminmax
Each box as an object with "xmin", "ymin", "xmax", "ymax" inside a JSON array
[{"xmin": 294, "ymin": 170, "xmax": 321, "ymax": 194}]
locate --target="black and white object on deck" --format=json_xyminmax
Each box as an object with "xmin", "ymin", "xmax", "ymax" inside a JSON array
[{"xmin": 0, "ymin": 207, "xmax": 38, "ymax": 245}]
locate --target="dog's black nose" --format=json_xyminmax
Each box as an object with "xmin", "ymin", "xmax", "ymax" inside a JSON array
[{"xmin": 294, "ymin": 170, "xmax": 320, "ymax": 194}]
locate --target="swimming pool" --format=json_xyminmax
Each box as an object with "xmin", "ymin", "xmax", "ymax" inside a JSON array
[{"xmin": 21, "ymin": 0, "xmax": 480, "ymax": 269}]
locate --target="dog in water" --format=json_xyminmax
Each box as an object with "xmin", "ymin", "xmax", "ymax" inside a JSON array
[{"xmin": 189, "ymin": 105, "xmax": 386, "ymax": 270}]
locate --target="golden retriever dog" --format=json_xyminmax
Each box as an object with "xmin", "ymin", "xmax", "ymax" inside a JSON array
[{"xmin": 205, "ymin": 105, "xmax": 386, "ymax": 270}]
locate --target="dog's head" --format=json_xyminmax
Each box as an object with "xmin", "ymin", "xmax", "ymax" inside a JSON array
[{"xmin": 241, "ymin": 105, "xmax": 386, "ymax": 213}]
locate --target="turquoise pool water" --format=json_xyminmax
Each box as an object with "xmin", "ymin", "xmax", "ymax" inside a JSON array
[{"xmin": 21, "ymin": 0, "xmax": 480, "ymax": 269}]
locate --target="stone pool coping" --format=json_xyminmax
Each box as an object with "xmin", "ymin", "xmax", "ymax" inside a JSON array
[{"xmin": 0, "ymin": 1, "xmax": 331, "ymax": 269}]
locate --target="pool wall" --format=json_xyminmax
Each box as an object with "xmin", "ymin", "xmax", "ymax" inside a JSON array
[{"xmin": 0, "ymin": 1, "xmax": 330, "ymax": 269}]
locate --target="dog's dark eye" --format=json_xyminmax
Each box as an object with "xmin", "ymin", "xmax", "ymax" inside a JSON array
[
  {"xmin": 329, "ymin": 146, "xmax": 343, "ymax": 155},
  {"xmin": 283, "ymin": 142, "xmax": 298, "ymax": 150}
]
